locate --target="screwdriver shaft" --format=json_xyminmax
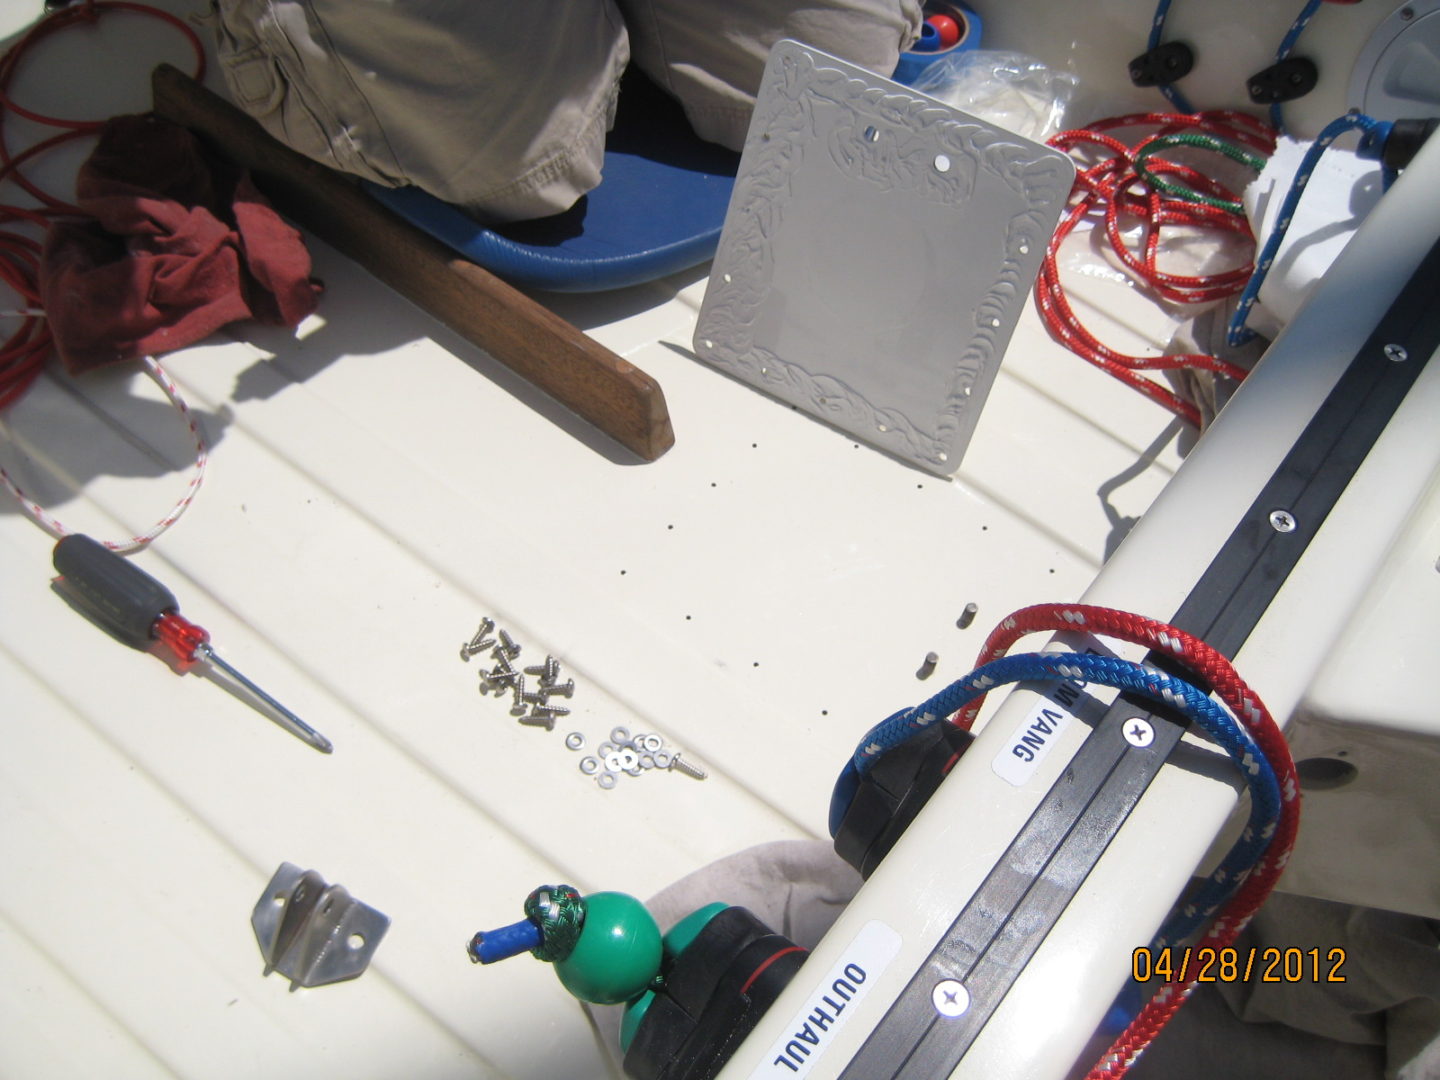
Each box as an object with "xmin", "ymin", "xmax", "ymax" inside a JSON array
[{"xmin": 196, "ymin": 642, "xmax": 333, "ymax": 754}]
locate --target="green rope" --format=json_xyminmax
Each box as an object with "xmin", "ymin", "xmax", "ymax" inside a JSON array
[
  {"xmin": 1133, "ymin": 133, "xmax": 1268, "ymax": 214},
  {"xmin": 525, "ymin": 884, "xmax": 586, "ymax": 963}
]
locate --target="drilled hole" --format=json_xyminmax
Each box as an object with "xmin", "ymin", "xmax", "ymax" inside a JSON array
[{"xmin": 1296, "ymin": 757, "xmax": 1359, "ymax": 791}]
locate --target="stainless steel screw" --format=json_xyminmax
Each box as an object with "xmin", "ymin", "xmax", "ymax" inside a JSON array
[
  {"xmin": 533, "ymin": 703, "xmax": 571, "ymax": 718},
  {"xmin": 524, "ymin": 656, "xmax": 561, "ymax": 684},
  {"xmin": 957, "ymin": 603, "xmax": 978, "ymax": 630},
  {"xmin": 1123, "ymin": 717, "xmax": 1155, "ymax": 748},
  {"xmin": 462, "ymin": 620, "xmax": 497, "ymax": 660},
  {"xmin": 541, "ymin": 679, "xmax": 575, "ymax": 699},
  {"xmin": 1269, "ymin": 509, "xmax": 1297, "ymax": 533},
  {"xmin": 519, "ymin": 712, "xmax": 556, "ymax": 731},
  {"xmin": 917, "ymin": 651, "xmax": 939, "ymax": 679},
  {"xmin": 932, "ymin": 979, "xmax": 969, "ymax": 1018},
  {"xmin": 497, "ymin": 630, "xmax": 521, "ymax": 659},
  {"xmin": 1384, "ymin": 343, "xmax": 1408, "ymax": 363},
  {"xmin": 668, "ymin": 753, "xmax": 707, "ymax": 780}
]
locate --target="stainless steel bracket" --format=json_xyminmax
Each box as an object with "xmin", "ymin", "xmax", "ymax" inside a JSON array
[{"xmin": 252, "ymin": 863, "xmax": 390, "ymax": 991}]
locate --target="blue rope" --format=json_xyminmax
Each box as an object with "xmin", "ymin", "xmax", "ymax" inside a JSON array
[
  {"xmin": 848, "ymin": 651, "xmax": 1281, "ymax": 945},
  {"xmin": 1269, "ymin": 0, "xmax": 1323, "ymax": 133},
  {"xmin": 1227, "ymin": 111, "xmax": 1395, "ymax": 348},
  {"xmin": 1148, "ymin": 0, "xmax": 1195, "ymax": 114}
]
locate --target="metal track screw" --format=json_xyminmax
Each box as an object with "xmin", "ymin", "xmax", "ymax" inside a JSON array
[
  {"xmin": 541, "ymin": 679, "xmax": 575, "ymax": 699},
  {"xmin": 1383, "ymin": 343, "xmax": 1408, "ymax": 363},
  {"xmin": 932, "ymin": 979, "xmax": 969, "ymax": 1018},
  {"xmin": 1123, "ymin": 717, "xmax": 1155, "ymax": 748},
  {"xmin": 1269, "ymin": 509, "xmax": 1297, "ymax": 533},
  {"xmin": 668, "ymin": 753, "xmax": 707, "ymax": 780}
]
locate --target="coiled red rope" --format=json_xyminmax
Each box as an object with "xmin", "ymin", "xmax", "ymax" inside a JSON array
[{"xmin": 1038, "ymin": 111, "xmax": 1277, "ymax": 427}]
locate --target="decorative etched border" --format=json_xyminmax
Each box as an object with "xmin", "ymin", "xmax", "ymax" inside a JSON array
[{"xmin": 696, "ymin": 41, "xmax": 1075, "ymax": 472}]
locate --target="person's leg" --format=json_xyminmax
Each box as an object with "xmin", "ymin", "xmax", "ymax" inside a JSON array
[
  {"xmin": 213, "ymin": 0, "xmax": 630, "ymax": 222},
  {"xmin": 616, "ymin": 0, "xmax": 922, "ymax": 151}
]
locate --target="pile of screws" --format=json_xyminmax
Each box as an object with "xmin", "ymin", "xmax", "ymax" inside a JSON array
[
  {"xmin": 460, "ymin": 620, "xmax": 708, "ymax": 790},
  {"xmin": 461, "ymin": 618, "xmax": 573, "ymax": 729},
  {"xmin": 574, "ymin": 726, "xmax": 707, "ymax": 791}
]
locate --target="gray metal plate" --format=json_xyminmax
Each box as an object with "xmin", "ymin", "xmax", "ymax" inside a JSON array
[{"xmin": 694, "ymin": 40, "xmax": 1075, "ymax": 475}]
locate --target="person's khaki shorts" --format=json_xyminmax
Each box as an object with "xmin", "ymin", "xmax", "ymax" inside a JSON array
[{"xmin": 215, "ymin": 0, "xmax": 921, "ymax": 222}]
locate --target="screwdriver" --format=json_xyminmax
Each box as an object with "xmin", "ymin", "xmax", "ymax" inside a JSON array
[{"xmin": 52, "ymin": 534, "xmax": 333, "ymax": 754}]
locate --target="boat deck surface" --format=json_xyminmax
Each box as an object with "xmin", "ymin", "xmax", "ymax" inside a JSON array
[{"xmin": 1, "ymin": 5, "xmax": 1250, "ymax": 1078}]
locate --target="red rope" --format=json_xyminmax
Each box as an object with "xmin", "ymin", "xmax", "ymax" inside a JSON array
[
  {"xmin": 1038, "ymin": 112, "xmax": 1277, "ymax": 427},
  {"xmin": 954, "ymin": 603, "xmax": 1298, "ymax": 1077},
  {"xmin": 0, "ymin": 0, "xmax": 205, "ymax": 407}
]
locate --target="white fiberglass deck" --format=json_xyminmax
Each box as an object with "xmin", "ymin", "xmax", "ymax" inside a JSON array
[{"xmin": 0, "ymin": 2, "xmax": 1415, "ymax": 1077}]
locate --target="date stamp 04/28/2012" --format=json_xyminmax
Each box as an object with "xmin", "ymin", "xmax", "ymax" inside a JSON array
[{"xmin": 1132, "ymin": 946, "xmax": 1348, "ymax": 984}]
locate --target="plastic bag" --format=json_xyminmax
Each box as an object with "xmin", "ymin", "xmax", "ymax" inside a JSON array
[{"xmin": 911, "ymin": 50, "xmax": 1077, "ymax": 143}]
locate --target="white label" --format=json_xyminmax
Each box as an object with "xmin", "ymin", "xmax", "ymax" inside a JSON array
[
  {"xmin": 991, "ymin": 635, "xmax": 1111, "ymax": 787},
  {"xmin": 749, "ymin": 920, "xmax": 901, "ymax": 1078}
]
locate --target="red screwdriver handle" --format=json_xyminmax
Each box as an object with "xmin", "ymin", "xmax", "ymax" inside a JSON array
[{"xmin": 153, "ymin": 610, "xmax": 211, "ymax": 663}]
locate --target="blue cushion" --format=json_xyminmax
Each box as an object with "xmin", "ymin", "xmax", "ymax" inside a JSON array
[{"xmin": 364, "ymin": 71, "xmax": 740, "ymax": 293}]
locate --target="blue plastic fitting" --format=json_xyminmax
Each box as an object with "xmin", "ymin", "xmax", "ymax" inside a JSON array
[{"xmin": 467, "ymin": 917, "xmax": 543, "ymax": 964}]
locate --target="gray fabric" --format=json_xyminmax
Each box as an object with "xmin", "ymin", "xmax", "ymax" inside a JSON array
[
  {"xmin": 584, "ymin": 841, "xmax": 1440, "ymax": 1079},
  {"xmin": 215, "ymin": 0, "xmax": 630, "ymax": 222},
  {"xmin": 617, "ymin": 0, "xmax": 923, "ymax": 152},
  {"xmin": 213, "ymin": 1, "xmax": 922, "ymax": 222}
]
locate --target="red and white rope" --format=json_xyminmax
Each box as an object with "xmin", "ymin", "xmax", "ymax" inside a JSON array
[
  {"xmin": 0, "ymin": 354, "xmax": 208, "ymax": 553},
  {"xmin": 0, "ymin": 1, "xmax": 209, "ymax": 550},
  {"xmin": 1039, "ymin": 112, "xmax": 1277, "ymax": 427}
]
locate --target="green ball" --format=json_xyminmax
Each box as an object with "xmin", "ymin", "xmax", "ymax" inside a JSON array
[{"xmin": 554, "ymin": 892, "xmax": 662, "ymax": 1005}]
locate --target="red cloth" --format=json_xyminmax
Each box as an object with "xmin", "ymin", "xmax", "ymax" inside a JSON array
[{"xmin": 39, "ymin": 113, "xmax": 320, "ymax": 373}]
